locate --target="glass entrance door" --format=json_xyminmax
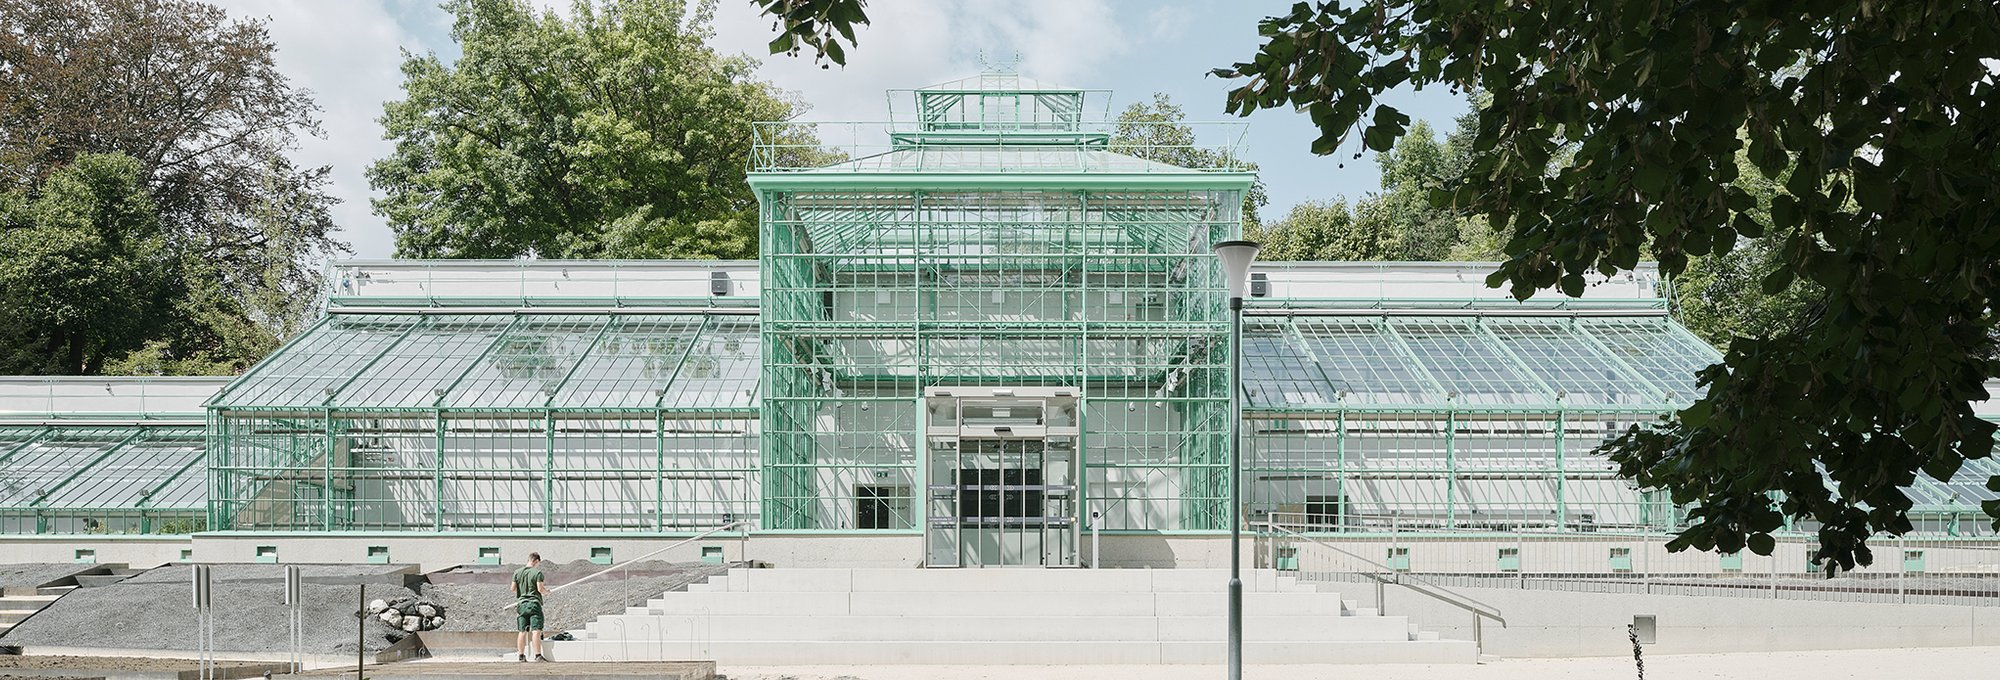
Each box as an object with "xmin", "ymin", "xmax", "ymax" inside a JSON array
[{"xmin": 924, "ymin": 387, "xmax": 1080, "ymax": 567}]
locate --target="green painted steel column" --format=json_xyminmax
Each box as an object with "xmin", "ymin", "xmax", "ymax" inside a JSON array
[
  {"xmin": 1554, "ymin": 407, "xmax": 1566, "ymax": 529},
  {"xmin": 1445, "ymin": 408, "xmax": 1457, "ymax": 528},
  {"xmin": 544, "ymin": 412, "xmax": 556, "ymax": 531},
  {"xmin": 323, "ymin": 410, "xmax": 335, "ymax": 532},
  {"xmin": 1335, "ymin": 405, "xmax": 1347, "ymax": 528},
  {"xmin": 656, "ymin": 410, "xmax": 667, "ymax": 532},
  {"xmin": 434, "ymin": 410, "xmax": 446, "ymax": 532}
]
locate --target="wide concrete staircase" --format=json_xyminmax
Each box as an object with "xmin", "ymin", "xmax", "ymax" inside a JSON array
[{"xmin": 549, "ymin": 568, "xmax": 1475, "ymax": 664}]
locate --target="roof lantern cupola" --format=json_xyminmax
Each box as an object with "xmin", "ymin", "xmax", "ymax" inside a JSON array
[{"xmin": 902, "ymin": 53, "xmax": 1102, "ymax": 138}]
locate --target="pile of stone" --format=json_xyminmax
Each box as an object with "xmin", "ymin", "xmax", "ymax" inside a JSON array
[{"xmin": 364, "ymin": 596, "xmax": 446, "ymax": 633}]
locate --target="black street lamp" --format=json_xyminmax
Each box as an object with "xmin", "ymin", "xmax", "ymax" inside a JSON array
[{"xmin": 1213, "ymin": 239, "xmax": 1261, "ymax": 680}]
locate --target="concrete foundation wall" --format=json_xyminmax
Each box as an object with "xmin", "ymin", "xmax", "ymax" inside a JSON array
[
  {"xmin": 1310, "ymin": 580, "xmax": 2000, "ymax": 657},
  {"xmin": 0, "ymin": 536, "xmax": 190, "ymax": 568}
]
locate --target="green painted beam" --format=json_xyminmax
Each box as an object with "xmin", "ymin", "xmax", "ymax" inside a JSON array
[{"xmin": 749, "ymin": 171, "xmax": 1256, "ymax": 192}]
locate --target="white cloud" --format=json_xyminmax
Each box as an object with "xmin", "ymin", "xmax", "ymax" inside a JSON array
[
  {"xmin": 185, "ymin": 0, "xmax": 1141, "ymax": 259},
  {"xmin": 209, "ymin": 0, "xmax": 422, "ymax": 258},
  {"xmin": 706, "ymin": 0, "xmax": 1133, "ymax": 121}
]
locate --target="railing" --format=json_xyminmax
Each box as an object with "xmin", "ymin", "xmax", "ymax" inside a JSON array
[
  {"xmin": 749, "ymin": 121, "xmax": 1253, "ymax": 173},
  {"xmin": 498, "ymin": 520, "xmax": 755, "ymax": 613},
  {"xmin": 327, "ymin": 259, "xmax": 760, "ymax": 309},
  {"xmin": 1261, "ymin": 520, "xmax": 1507, "ymax": 654},
  {"xmin": 1263, "ymin": 513, "xmax": 2000, "ymax": 608}
]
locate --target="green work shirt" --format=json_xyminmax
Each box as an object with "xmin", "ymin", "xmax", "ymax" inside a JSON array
[{"xmin": 513, "ymin": 565, "xmax": 544, "ymax": 602}]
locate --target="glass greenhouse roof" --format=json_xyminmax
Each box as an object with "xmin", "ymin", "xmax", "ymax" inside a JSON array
[
  {"xmin": 211, "ymin": 312, "xmax": 760, "ymax": 412},
  {"xmin": 1241, "ymin": 314, "xmax": 1721, "ymax": 411},
  {"xmin": 0, "ymin": 424, "xmax": 207, "ymax": 510}
]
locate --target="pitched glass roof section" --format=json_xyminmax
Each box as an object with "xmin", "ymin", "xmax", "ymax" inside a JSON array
[
  {"xmin": 1241, "ymin": 313, "xmax": 1722, "ymax": 411},
  {"xmin": 211, "ymin": 312, "xmax": 759, "ymax": 412},
  {"xmin": 0, "ymin": 425, "xmax": 207, "ymax": 511}
]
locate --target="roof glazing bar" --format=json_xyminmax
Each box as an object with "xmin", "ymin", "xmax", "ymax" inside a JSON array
[
  {"xmin": 1375, "ymin": 320, "xmax": 1451, "ymax": 400},
  {"xmin": 654, "ymin": 316, "xmax": 714, "ymax": 410},
  {"xmin": 27, "ymin": 428, "xmax": 148, "ymax": 508},
  {"xmin": 1472, "ymin": 320, "xmax": 1560, "ymax": 404},
  {"xmin": 543, "ymin": 318, "xmax": 620, "ymax": 408},
  {"xmin": 0, "ymin": 426, "xmax": 54, "ymax": 466},
  {"xmin": 430, "ymin": 315, "xmax": 527, "ymax": 408},
  {"xmin": 1569, "ymin": 318, "xmax": 1671, "ymax": 404},
  {"xmin": 322, "ymin": 316, "xmax": 428, "ymax": 407}
]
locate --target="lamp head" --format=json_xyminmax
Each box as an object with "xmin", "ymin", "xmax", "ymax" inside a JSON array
[{"xmin": 1212, "ymin": 240, "xmax": 1262, "ymax": 300}]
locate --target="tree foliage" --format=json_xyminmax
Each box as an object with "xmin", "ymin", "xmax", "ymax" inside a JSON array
[
  {"xmin": 1109, "ymin": 93, "xmax": 1268, "ymax": 229},
  {"xmin": 371, "ymin": 0, "xmax": 804, "ymax": 260},
  {"xmin": 1252, "ymin": 114, "xmax": 1501, "ymax": 262},
  {"xmin": 0, "ymin": 153, "xmax": 175, "ymax": 374},
  {"xmin": 0, "ymin": 0, "xmax": 340, "ymax": 375},
  {"xmin": 1216, "ymin": 1, "xmax": 2000, "ymax": 568},
  {"xmin": 753, "ymin": 0, "xmax": 868, "ymax": 67}
]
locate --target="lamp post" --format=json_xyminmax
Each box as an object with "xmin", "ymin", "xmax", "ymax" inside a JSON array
[{"xmin": 1213, "ymin": 239, "xmax": 1260, "ymax": 680}]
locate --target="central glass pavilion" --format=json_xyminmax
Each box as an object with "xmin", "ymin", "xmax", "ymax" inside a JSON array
[{"xmin": 165, "ymin": 71, "xmax": 1999, "ymax": 567}]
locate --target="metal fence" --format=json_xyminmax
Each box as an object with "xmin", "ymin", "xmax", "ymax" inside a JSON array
[{"xmin": 1260, "ymin": 514, "xmax": 2000, "ymax": 608}]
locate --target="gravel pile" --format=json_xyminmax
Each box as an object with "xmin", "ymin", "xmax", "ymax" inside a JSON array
[
  {"xmin": 423, "ymin": 560, "xmax": 729, "ymax": 634},
  {"xmin": 0, "ymin": 564, "xmax": 93, "ymax": 592},
  {"xmin": 0, "ymin": 564, "xmax": 417, "ymax": 654}
]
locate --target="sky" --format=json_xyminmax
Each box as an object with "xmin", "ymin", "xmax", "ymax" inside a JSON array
[{"xmin": 207, "ymin": 0, "xmax": 1470, "ymax": 259}]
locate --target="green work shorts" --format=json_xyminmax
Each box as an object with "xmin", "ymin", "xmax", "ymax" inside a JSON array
[{"xmin": 516, "ymin": 599, "xmax": 544, "ymax": 632}]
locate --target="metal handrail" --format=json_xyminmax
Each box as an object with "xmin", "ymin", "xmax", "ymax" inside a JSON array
[
  {"xmin": 497, "ymin": 520, "xmax": 754, "ymax": 610},
  {"xmin": 1265, "ymin": 520, "xmax": 1507, "ymax": 648}
]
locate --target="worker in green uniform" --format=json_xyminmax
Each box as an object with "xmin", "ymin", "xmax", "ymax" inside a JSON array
[{"xmin": 514, "ymin": 552, "xmax": 549, "ymax": 661}]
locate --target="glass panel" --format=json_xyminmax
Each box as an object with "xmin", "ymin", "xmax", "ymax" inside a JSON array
[
  {"xmin": 215, "ymin": 315, "xmax": 420, "ymax": 408},
  {"xmin": 441, "ymin": 315, "xmax": 610, "ymax": 409},
  {"xmin": 1393, "ymin": 318, "xmax": 1549, "ymax": 405},
  {"xmin": 332, "ymin": 316, "xmax": 514, "ymax": 408},
  {"xmin": 1293, "ymin": 319, "xmax": 1442, "ymax": 405},
  {"xmin": 1488, "ymin": 320, "xmax": 1661, "ymax": 407},
  {"xmin": 1582, "ymin": 317, "xmax": 1719, "ymax": 402}
]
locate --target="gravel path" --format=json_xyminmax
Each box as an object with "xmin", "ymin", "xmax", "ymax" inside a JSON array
[
  {"xmin": 0, "ymin": 565, "xmax": 418, "ymax": 654},
  {"xmin": 423, "ymin": 561, "xmax": 729, "ymax": 633},
  {"xmin": 0, "ymin": 565, "xmax": 93, "ymax": 591},
  {"xmin": 0, "ymin": 656, "xmax": 267, "ymax": 672}
]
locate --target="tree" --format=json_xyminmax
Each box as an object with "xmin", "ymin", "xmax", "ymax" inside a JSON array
[
  {"xmin": 1254, "ymin": 115, "xmax": 1497, "ymax": 262},
  {"xmin": 371, "ymin": 0, "xmax": 804, "ymax": 260},
  {"xmin": 1110, "ymin": 93, "xmax": 1268, "ymax": 229},
  {"xmin": 1212, "ymin": 2, "xmax": 2000, "ymax": 569},
  {"xmin": 1252, "ymin": 199, "xmax": 1406, "ymax": 262},
  {"xmin": 0, "ymin": 153, "xmax": 176, "ymax": 374},
  {"xmin": 0, "ymin": 0, "xmax": 340, "ymax": 374}
]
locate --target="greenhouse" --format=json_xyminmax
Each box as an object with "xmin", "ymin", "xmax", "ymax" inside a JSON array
[{"xmin": 2, "ymin": 71, "xmax": 1997, "ymax": 569}]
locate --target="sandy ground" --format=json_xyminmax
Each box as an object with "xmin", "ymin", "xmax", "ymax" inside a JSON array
[{"xmin": 714, "ymin": 645, "xmax": 2000, "ymax": 680}]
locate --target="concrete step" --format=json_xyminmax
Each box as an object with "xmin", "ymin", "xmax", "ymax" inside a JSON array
[
  {"xmin": 73, "ymin": 573, "xmax": 134, "ymax": 588},
  {"xmin": 549, "ymin": 639, "xmax": 1477, "ymax": 665},
  {"xmin": 34, "ymin": 585, "xmax": 78, "ymax": 597},
  {"xmin": 578, "ymin": 614, "xmax": 1410, "ymax": 643},
  {"xmin": 631, "ymin": 590, "xmax": 1355, "ymax": 618},
  {"xmin": 706, "ymin": 568, "xmax": 1304, "ymax": 594}
]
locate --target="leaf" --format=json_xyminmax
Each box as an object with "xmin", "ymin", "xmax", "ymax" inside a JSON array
[
  {"xmin": 1747, "ymin": 533, "xmax": 1775, "ymax": 556},
  {"xmin": 1759, "ymin": 267, "xmax": 1793, "ymax": 295},
  {"xmin": 1558, "ymin": 272, "xmax": 1585, "ymax": 297},
  {"xmin": 1680, "ymin": 400, "xmax": 1712, "ymax": 427}
]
